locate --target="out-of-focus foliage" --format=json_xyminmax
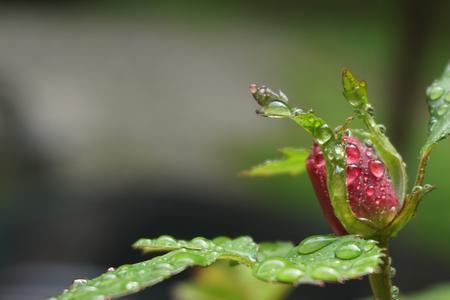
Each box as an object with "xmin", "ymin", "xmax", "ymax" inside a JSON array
[{"xmin": 173, "ymin": 263, "xmax": 291, "ymax": 300}]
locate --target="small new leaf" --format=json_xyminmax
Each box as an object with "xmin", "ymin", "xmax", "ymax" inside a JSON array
[
  {"xmin": 52, "ymin": 235, "xmax": 384, "ymax": 299},
  {"xmin": 424, "ymin": 61, "xmax": 450, "ymax": 150},
  {"xmin": 240, "ymin": 148, "xmax": 308, "ymax": 177}
]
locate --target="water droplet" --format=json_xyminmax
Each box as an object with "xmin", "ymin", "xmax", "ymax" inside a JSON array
[
  {"xmin": 276, "ymin": 267, "xmax": 304, "ymax": 282},
  {"xmin": 391, "ymin": 285, "xmax": 400, "ymax": 299},
  {"xmin": 335, "ymin": 243, "xmax": 362, "ymax": 260},
  {"xmin": 191, "ymin": 237, "xmax": 209, "ymax": 249},
  {"xmin": 262, "ymin": 101, "xmax": 292, "ymax": 118},
  {"xmin": 345, "ymin": 143, "xmax": 360, "ymax": 163},
  {"xmin": 390, "ymin": 267, "xmax": 396, "ymax": 277},
  {"xmin": 364, "ymin": 139, "xmax": 373, "ymax": 147},
  {"xmin": 366, "ymin": 185, "xmax": 375, "ymax": 197},
  {"xmin": 334, "ymin": 144, "xmax": 345, "ymax": 159},
  {"xmin": 156, "ymin": 235, "xmax": 178, "ymax": 247},
  {"xmin": 107, "ymin": 267, "xmax": 115, "ymax": 272},
  {"xmin": 126, "ymin": 281, "xmax": 139, "ymax": 291},
  {"xmin": 297, "ymin": 235, "xmax": 336, "ymax": 254},
  {"xmin": 154, "ymin": 263, "xmax": 174, "ymax": 272},
  {"xmin": 378, "ymin": 124, "xmax": 386, "ymax": 133},
  {"xmin": 412, "ymin": 185, "xmax": 423, "ymax": 193},
  {"xmin": 369, "ymin": 160, "xmax": 385, "ymax": 178},
  {"xmin": 445, "ymin": 92, "xmax": 450, "ymax": 103},
  {"xmin": 72, "ymin": 279, "xmax": 87, "ymax": 287},
  {"xmin": 316, "ymin": 125, "xmax": 333, "ymax": 145},
  {"xmin": 363, "ymin": 240, "xmax": 377, "ymax": 251},
  {"xmin": 428, "ymin": 84, "xmax": 445, "ymax": 100},
  {"xmin": 311, "ymin": 266, "xmax": 341, "ymax": 281},
  {"xmin": 255, "ymin": 259, "xmax": 286, "ymax": 280},
  {"xmin": 346, "ymin": 164, "xmax": 361, "ymax": 185},
  {"xmin": 365, "ymin": 104, "xmax": 375, "ymax": 116},
  {"xmin": 170, "ymin": 252, "xmax": 196, "ymax": 266},
  {"xmin": 292, "ymin": 107, "xmax": 303, "ymax": 116},
  {"xmin": 437, "ymin": 104, "xmax": 448, "ymax": 116}
]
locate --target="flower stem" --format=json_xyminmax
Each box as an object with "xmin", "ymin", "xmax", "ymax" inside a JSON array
[{"xmin": 369, "ymin": 239, "xmax": 393, "ymax": 300}]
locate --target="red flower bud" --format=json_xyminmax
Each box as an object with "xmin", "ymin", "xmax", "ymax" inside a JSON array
[{"xmin": 306, "ymin": 135, "xmax": 400, "ymax": 235}]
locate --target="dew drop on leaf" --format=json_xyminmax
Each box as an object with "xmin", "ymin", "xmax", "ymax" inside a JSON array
[
  {"xmin": 276, "ymin": 267, "xmax": 304, "ymax": 282},
  {"xmin": 445, "ymin": 92, "xmax": 450, "ymax": 103},
  {"xmin": 125, "ymin": 281, "xmax": 139, "ymax": 291},
  {"xmin": 316, "ymin": 125, "xmax": 333, "ymax": 145},
  {"xmin": 378, "ymin": 124, "xmax": 386, "ymax": 133},
  {"xmin": 335, "ymin": 243, "xmax": 362, "ymax": 260},
  {"xmin": 428, "ymin": 84, "xmax": 445, "ymax": 100},
  {"xmin": 311, "ymin": 266, "xmax": 341, "ymax": 281},
  {"xmin": 156, "ymin": 235, "xmax": 178, "ymax": 247},
  {"xmin": 255, "ymin": 258, "xmax": 287, "ymax": 280},
  {"xmin": 297, "ymin": 235, "xmax": 336, "ymax": 254},
  {"xmin": 437, "ymin": 104, "xmax": 449, "ymax": 116},
  {"xmin": 263, "ymin": 101, "xmax": 292, "ymax": 118}
]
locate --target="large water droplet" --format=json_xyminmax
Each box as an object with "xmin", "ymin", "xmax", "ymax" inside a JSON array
[
  {"xmin": 346, "ymin": 164, "xmax": 361, "ymax": 185},
  {"xmin": 255, "ymin": 259, "xmax": 286, "ymax": 280},
  {"xmin": 191, "ymin": 237, "xmax": 210, "ymax": 249},
  {"xmin": 276, "ymin": 267, "xmax": 303, "ymax": 282},
  {"xmin": 428, "ymin": 84, "xmax": 445, "ymax": 100},
  {"xmin": 345, "ymin": 143, "xmax": 360, "ymax": 163},
  {"xmin": 437, "ymin": 104, "xmax": 448, "ymax": 116},
  {"xmin": 297, "ymin": 235, "xmax": 336, "ymax": 254},
  {"xmin": 262, "ymin": 101, "xmax": 292, "ymax": 118},
  {"xmin": 316, "ymin": 125, "xmax": 333, "ymax": 145},
  {"xmin": 311, "ymin": 266, "xmax": 341, "ymax": 281},
  {"xmin": 156, "ymin": 235, "xmax": 178, "ymax": 247},
  {"xmin": 369, "ymin": 160, "xmax": 385, "ymax": 178},
  {"xmin": 335, "ymin": 243, "xmax": 362, "ymax": 260}
]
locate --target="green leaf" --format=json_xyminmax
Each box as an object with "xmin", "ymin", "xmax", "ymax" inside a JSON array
[
  {"xmin": 240, "ymin": 148, "xmax": 308, "ymax": 177},
  {"xmin": 341, "ymin": 69, "xmax": 407, "ymax": 204},
  {"xmin": 253, "ymin": 235, "xmax": 383, "ymax": 285},
  {"xmin": 52, "ymin": 235, "xmax": 383, "ymax": 299},
  {"xmin": 424, "ymin": 62, "xmax": 450, "ymax": 150}
]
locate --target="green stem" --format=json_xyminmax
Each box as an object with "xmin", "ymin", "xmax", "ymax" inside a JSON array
[{"xmin": 369, "ymin": 239, "xmax": 393, "ymax": 300}]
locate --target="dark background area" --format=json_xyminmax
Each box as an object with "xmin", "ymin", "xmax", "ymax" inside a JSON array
[{"xmin": 0, "ymin": 1, "xmax": 449, "ymax": 299}]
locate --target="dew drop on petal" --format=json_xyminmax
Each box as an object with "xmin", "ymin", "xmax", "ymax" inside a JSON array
[
  {"xmin": 368, "ymin": 160, "xmax": 385, "ymax": 178},
  {"xmin": 346, "ymin": 164, "xmax": 361, "ymax": 185},
  {"xmin": 345, "ymin": 143, "xmax": 360, "ymax": 163}
]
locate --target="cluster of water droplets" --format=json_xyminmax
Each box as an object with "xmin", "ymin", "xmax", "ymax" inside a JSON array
[
  {"xmin": 426, "ymin": 80, "xmax": 450, "ymax": 130},
  {"xmin": 253, "ymin": 235, "xmax": 382, "ymax": 284},
  {"xmin": 340, "ymin": 134, "xmax": 401, "ymax": 225}
]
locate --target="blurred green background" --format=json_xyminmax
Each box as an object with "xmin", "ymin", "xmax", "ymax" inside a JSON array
[{"xmin": 0, "ymin": 0, "xmax": 448, "ymax": 299}]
